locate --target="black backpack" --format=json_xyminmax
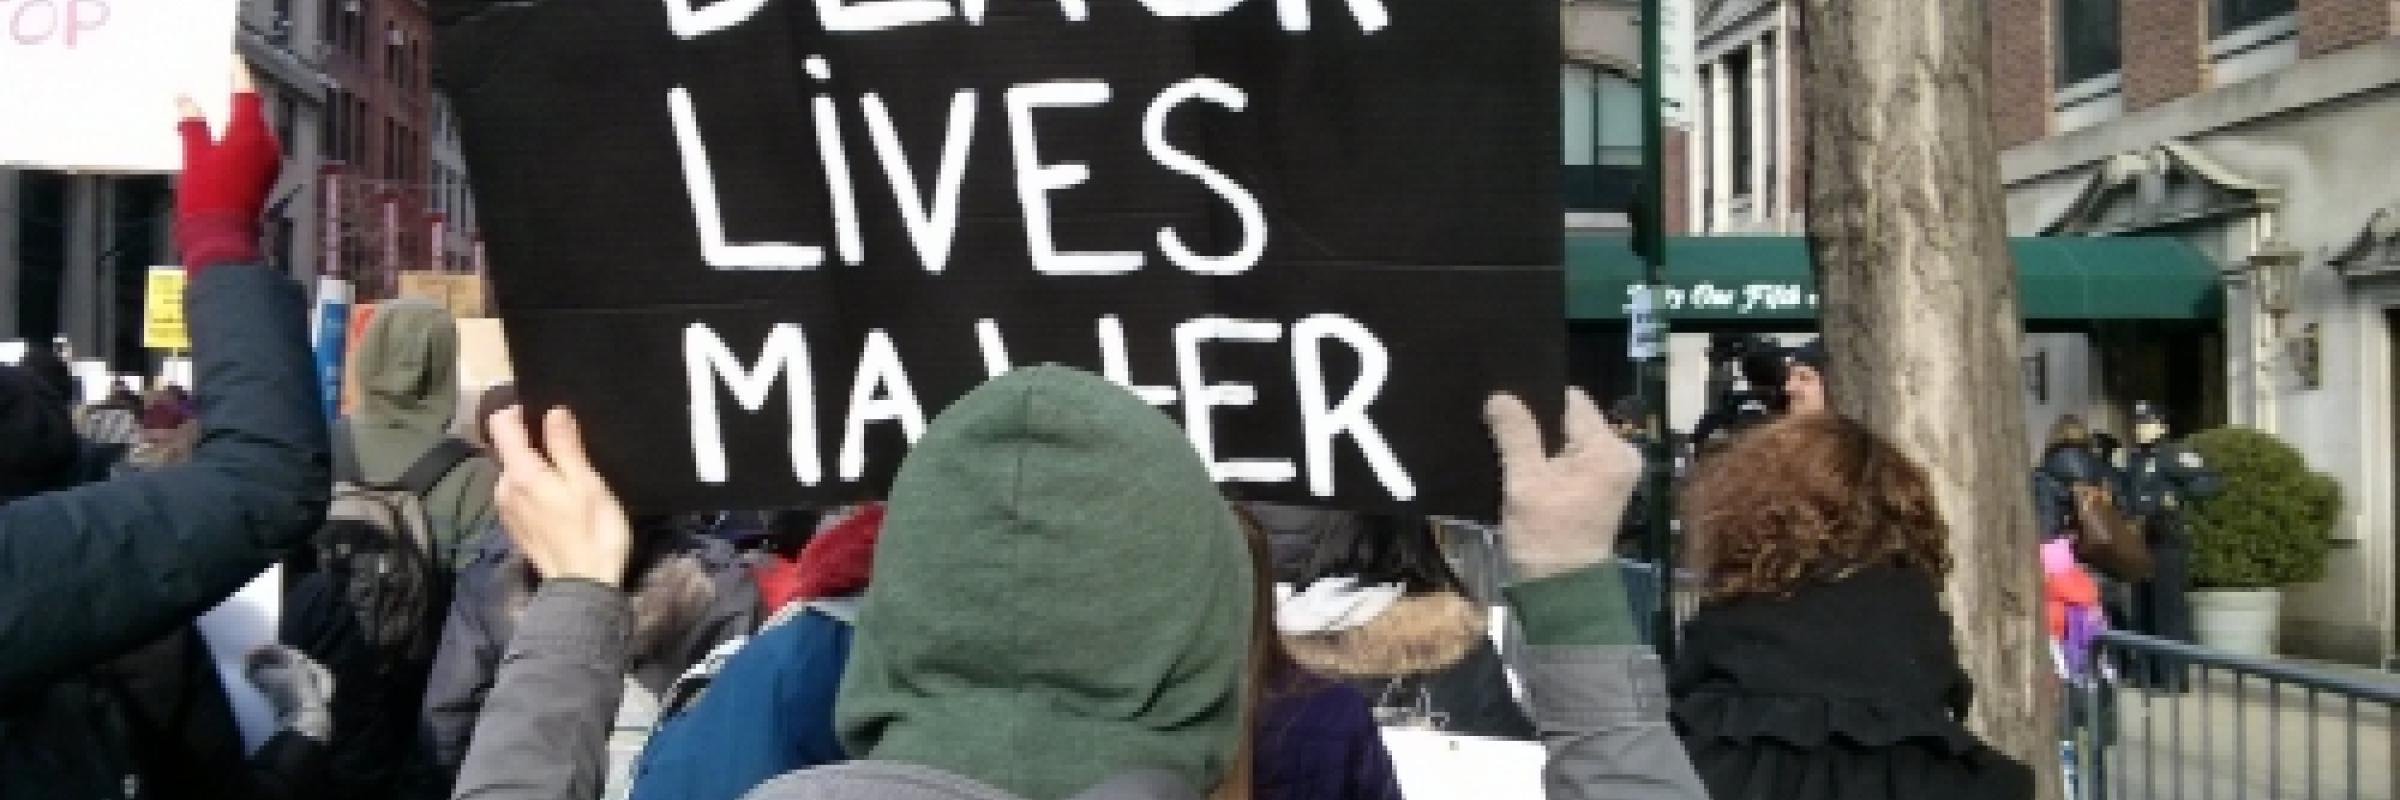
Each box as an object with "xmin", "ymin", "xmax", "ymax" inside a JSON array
[
  {"xmin": 314, "ymin": 436, "xmax": 474, "ymax": 668},
  {"xmin": 285, "ymin": 435, "xmax": 474, "ymax": 800}
]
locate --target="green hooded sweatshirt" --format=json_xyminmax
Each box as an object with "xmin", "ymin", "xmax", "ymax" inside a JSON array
[
  {"xmin": 835, "ymin": 366, "xmax": 1253, "ymax": 800},
  {"xmin": 345, "ymin": 299, "xmax": 498, "ymax": 566}
]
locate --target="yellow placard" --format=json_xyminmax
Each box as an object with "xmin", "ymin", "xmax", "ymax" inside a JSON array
[{"xmin": 143, "ymin": 267, "xmax": 189, "ymax": 351}]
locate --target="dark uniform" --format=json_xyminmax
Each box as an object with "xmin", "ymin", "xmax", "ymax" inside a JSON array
[{"xmin": 2120, "ymin": 408, "xmax": 2221, "ymax": 691}]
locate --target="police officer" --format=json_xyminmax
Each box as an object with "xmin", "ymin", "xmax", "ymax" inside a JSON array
[{"xmin": 2121, "ymin": 401, "xmax": 2221, "ymax": 685}]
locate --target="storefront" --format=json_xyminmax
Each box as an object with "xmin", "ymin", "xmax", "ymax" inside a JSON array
[{"xmin": 1564, "ymin": 233, "xmax": 2225, "ymax": 456}]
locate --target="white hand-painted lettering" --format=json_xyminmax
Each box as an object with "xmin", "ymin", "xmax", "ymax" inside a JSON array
[
  {"xmin": 1175, "ymin": 317, "xmax": 1297, "ymax": 482},
  {"xmin": 838, "ymin": 330, "xmax": 928, "ymax": 480},
  {"xmin": 814, "ymin": 0, "xmax": 952, "ymax": 32},
  {"xmin": 863, "ymin": 91, "xmax": 977, "ymax": 272},
  {"xmin": 670, "ymin": 89, "xmax": 821, "ymax": 270},
  {"xmin": 1292, "ymin": 314, "xmax": 1413, "ymax": 500},
  {"xmin": 1098, "ymin": 314, "xmax": 1179, "ymax": 407},
  {"xmin": 685, "ymin": 323, "xmax": 821, "ymax": 485},
  {"xmin": 1145, "ymin": 78, "xmax": 1265, "ymax": 275},
  {"xmin": 1006, "ymin": 81, "xmax": 1144, "ymax": 274}
]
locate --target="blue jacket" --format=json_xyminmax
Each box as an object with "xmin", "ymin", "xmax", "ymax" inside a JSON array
[{"xmin": 629, "ymin": 602, "xmax": 856, "ymax": 800}]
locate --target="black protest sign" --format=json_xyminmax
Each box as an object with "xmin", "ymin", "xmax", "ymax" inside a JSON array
[{"xmin": 436, "ymin": 0, "xmax": 1562, "ymax": 515}]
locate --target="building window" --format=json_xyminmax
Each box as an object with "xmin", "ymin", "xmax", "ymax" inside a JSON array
[
  {"xmin": 2214, "ymin": 0, "xmax": 2294, "ymax": 37},
  {"xmin": 2210, "ymin": 0, "xmax": 2296, "ymax": 84},
  {"xmin": 2057, "ymin": 0, "xmax": 2120, "ymax": 87},
  {"xmin": 1562, "ymin": 64, "xmax": 1641, "ymax": 214},
  {"xmin": 321, "ymin": 94, "xmax": 341, "ymax": 163},
  {"xmin": 275, "ymin": 93, "xmax": 297, "ymax": 159},
  {"xmin": 1725, "ymin": 49, "xmax": 1752, "ymax": 200}
]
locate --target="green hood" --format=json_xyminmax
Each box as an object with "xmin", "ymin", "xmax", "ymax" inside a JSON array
[
  {"xmin": 835, "ymin": 366, "xmax": 1252, "ymax": 800},
  {"xmin": 350, "ymin": 299, "xmax": 459, "ymax": 438}
]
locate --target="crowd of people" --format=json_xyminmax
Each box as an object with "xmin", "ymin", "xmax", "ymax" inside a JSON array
[{"xmin": 0, "ymin": 59, "xmax": 2046, "ymax": 800}]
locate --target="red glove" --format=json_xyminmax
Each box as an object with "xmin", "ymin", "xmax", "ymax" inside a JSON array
[{"xmin": 176, "ymin": 88, "xmax": 282, "ymax": 276}]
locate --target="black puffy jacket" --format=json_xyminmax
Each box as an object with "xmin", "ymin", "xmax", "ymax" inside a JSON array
[{"xmin": 0, "ymin": 265, "xmax": 331, "ymax": 799}]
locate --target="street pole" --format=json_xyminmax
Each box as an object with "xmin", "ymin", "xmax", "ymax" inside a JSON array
[{"xmin": 1637, "ymin": 0, "xmax": 1676, "ymax": 659}]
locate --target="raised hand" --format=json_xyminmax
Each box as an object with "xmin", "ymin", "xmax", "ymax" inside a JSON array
[
  {"xmin": 488, "ymin": 407, "xmax": 634, "ymax": 588},
  {"xmin": 175, "ymin": 59, "xmax": 280, "ymax": 276},
  {"xmin": 1485, "ymin": 389, "xmax": 1643, "ymax": 580}
]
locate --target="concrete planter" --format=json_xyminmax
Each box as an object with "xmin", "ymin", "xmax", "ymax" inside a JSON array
[{"xmin": 2190, "ymin": 588, "xmax": 2282, "ymax": 657}]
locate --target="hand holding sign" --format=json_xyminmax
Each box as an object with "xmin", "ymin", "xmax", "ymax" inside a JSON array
[
  {"xmin": 174, "ymin": 57, "xmax": 279, "ymax": 276},
  {"xmin": 1486, "ymin": 389, "xmax": 1639, "ymax": 579},
  {"xmin": 489, "ymin": 406, "xmax": 634, "ymax": 589}
]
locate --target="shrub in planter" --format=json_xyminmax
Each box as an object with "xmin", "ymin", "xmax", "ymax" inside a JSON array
[{"xmin": 2184, "ymin": 427, "xmax": 2343, "ymax": 589}]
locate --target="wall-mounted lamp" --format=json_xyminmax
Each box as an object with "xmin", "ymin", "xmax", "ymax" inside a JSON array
[
  {"xmin": 2290, "ymin": 322, "xmax": 2322, "ymax": 390},
  {"xmin": 2251, "ymin": 242, "xmax": 2303, "ymax": 319}
]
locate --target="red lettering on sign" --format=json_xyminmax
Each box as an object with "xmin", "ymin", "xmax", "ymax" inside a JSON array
[{"xmin": 3, "ymin": 0, "xmax": 107, "ymax": 47}]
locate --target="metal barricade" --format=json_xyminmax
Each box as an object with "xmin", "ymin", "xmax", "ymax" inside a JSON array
[
  {"xmin": 2066, "ymin": 630, "xmax": 2400, "ymax": 800},
  {"xmin": 1614, "ymin": 559, "xmax": 1700, "ymax": 647}
]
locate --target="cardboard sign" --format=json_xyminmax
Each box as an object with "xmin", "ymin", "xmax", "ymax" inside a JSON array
[
  {"xmin": 398, "ymin": 271, "xmax": 494, "ymax": 319},
  {"xmin": 143, "ymin": 265, "xmax": 188, "ymax": 351},
  {"xmin": 455, "ymin": 316, "xmax": 516, "ymax": 391},
  {"xmin": 0, "ymin": 0, "xmax": 240, "ymax": 171},
  {"xmin": 438, "ymin": 0, "xmax": 1562, "ymax": 514}
]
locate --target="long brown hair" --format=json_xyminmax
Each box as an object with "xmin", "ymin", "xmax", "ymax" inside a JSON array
[
  {"xmin": 1209, "ymin": 505, "xmax": 1290, "ymax": 800},
  {"xmin": 1680, "ymin": 414, "xmax": 1952, "ymax": 601}
]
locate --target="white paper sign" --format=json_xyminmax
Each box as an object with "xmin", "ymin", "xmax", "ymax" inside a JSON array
[
  {"xmin": 0, "ymin": 0, "xmax": 241, "ymax": 171},
  {"xmin": 1657, "ymin": 0, "xmax": 1697, "ymax": 131},
  {"xmin": 70, "ymin": 358, "xmax": 112, "ymax": 403},
  {"xmin": 1625, "ymin": 285, "xmax": 1664, "ymax": 361},
  {"xmin": 1382, "ymin": 728, "xmax": 1546, "ymax": 799},
  {"xmin": 195, "ymin": 565, "xmax": 280, "ymax": 754}
]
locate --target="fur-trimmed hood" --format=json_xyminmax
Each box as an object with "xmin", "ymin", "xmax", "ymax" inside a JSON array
[{"xmin": 1280, "ymin": 590, "xmax": 1483, "ymax": 679}]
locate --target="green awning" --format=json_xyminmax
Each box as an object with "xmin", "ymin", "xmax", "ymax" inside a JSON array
[{"xmin": 1568, "ymin": 234, "xmax": 2225, "ymax": 322}]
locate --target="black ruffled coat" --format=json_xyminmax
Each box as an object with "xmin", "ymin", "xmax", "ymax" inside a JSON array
[{"xmin": 1670, "ymin": 565, "xmax": 2034, "ymax": 800}]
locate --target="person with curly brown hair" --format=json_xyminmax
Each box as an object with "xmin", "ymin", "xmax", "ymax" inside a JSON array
[{"xmin": 1668, "ymin": 414, "xmax": 2032, "ymax": 800}]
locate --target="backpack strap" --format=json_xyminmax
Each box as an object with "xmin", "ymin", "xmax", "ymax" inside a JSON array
[
  {"xmin": 332, "ymin": 421, "xmax": 367, "ymax": 485},
  {"xmin": 397, "ymin": 438, "xmax": 476, "ymax": 497}
]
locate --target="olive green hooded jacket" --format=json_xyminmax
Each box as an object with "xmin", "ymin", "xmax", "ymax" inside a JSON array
[{"xmin": 342, "ymin": 299, "xmax": 497, "ymax": 566}]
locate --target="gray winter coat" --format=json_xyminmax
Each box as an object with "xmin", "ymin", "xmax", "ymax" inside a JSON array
[{"xmin": 451, "ymin": 570, "xmax": 1704, "ymax": 800}]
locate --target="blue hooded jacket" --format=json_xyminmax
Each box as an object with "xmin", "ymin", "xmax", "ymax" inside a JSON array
[{"xmin": 629, "ymin": 601, "xmax": 856, "ymax": 800}]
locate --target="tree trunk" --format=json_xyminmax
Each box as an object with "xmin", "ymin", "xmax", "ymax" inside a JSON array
[{"xmin": 1794, "ymin": 0, "xmax": 2058, "ymax": 796}]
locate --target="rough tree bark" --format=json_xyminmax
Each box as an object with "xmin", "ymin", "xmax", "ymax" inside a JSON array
[{"xmin": 1793, "ymin": 0, "xmax": 2058, "ymax": 796}]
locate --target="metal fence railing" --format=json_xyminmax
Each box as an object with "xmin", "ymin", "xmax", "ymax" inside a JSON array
[
  {"xmin": 2066, "ymin": 630, "xmax": 2400, "ymax": 800},
  {"xmin": 1613, "ymin": 560, "xmax": 1698, "ymax": 648}
]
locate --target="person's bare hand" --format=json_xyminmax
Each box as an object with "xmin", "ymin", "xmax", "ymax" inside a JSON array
[
  {"xmin": 1485, "ymin": 389, "xmax": 1641, "ymax": 580},
  {"xmin": 490, "ymin": 407, "xmax": 633, "ymax": 588}
]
